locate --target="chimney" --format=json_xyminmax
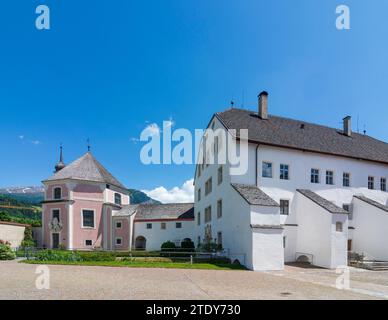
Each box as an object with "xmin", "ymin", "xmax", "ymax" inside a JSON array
[
  {"xmin": 343, "ymin": 116, "xmax": 351, "ymax": 137},
  {"xmin": 258, "ymin": 91, "xmax": 268, "ymax": 119}
]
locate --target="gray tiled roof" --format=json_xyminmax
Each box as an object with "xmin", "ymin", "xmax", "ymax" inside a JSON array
[
  {"xmin": 115, "ymin": 203, "xmax": 194, "ymax": 220},
  {"xmin": 353, "ymin": 195, "xmax": 388, "ymax": 212},
  {"xmin": 216, "ymin": 108, "xmax": 388, "ymax": 165},
  {"xmin": 297, "ymin": 189, "xmax": 348, "ymax": 214},
  {"xmin": 251, "ymin": 224, "xmax": 283, "ymax": 229},
  {"xmin": 231, "ymin": 183, "xmax": 279, "ymax": 207},
  {"xmin": 43, "ymin": 152, "xmax": 127, "ymax": 190}
]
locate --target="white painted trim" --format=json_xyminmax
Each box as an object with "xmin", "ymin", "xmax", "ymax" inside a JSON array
[
  {"xmin": 80, "ymin": 208, "xmax": 96, "ymax": 229},
  {"xmin": 68, "ymin": 203, "xmax": 73, "ymax": 250},
  {"xmin": 103, "ymin": 207, "xmax": 107, "ymax": 249},
  {"xmin": 73, "ymin": 197, "xmax": 104, "ymax": 202},
  {"xmin": 41, "ymin": 206, "xmax": 45, "ymax": 247}
]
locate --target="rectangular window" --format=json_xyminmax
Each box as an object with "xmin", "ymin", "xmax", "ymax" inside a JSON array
[
  {"xmin": 198, "ymin": 188, "xmax": 201, "ymax": 201},
  {"xmin": 381, "ymin": 178, "xmax": 387, "ymax": 192},
  {"xmin": 115, "ymin": 237, "xmax": 122, "ymax": 246},
  {"xmin": 85, "ymin": 240, "xmax": 93, "ymax": 246},
  {"xmin": 197, "ymin": 164, "xmax": 201, "ymax": 178},
  {"xmin": 217, "ymin": 232, "xmax": 222, "ymax": 247},
  {"xmin": 218, "ymin": 166, "xmax": 223, "ymax": 185},
  {"xmin": 116, "ymin": 221, "xmax": 122, "ymax": 229},
  {"xmin": 311, "ymin": 169, "xmax": 320, "ymax": 184},
  {"xmin": 161, "ymin": 222, "xmax": 166, "ymax": 230},
  {"xmin": 176, "ymin": 222, "xmax": 182, "ymax": 229},
  {"xmin": 280, "ymin": 164, "xmax": 289, "ymax": 180},
  {"xmin": 197, "ymin": 212, "xmax": 201, "ymax": 226},
  {"xmin": 343, "ymin": 172, "xmax": 350, "ymax": 187},
  {"xmin": 205, "ymin": 178, "xmax": 212, "ymax": 196},
  {"xmin": 146, "ymin": 223, "xmax": 152, "ymax": 229},
  {"xmin": 283, "ymin": 236, "xmax": 287, "ymax": 248},
  {"xmin": 262, "ymin": 162, "xmax": 273, "ymax": 178},
  {"xmin": 368, "ymin": 176, "xmax": 374, "ymax": 190},
  {"xmin": 205, "ymin": 206, "xmax": 212, "ymax": 223},
  {"xmin": 326, "ymin": 170, "xmax": 334, "ymax": 185},
  {"xmin": 82, "ymin": 210, "xmax": 95, "ymax": 228},
  {"xmin": 54, "ymin": 187, "xmax": 62, "ymax": 200},
  {"xmin": 217, "ymin": 199, "xmax": 222, "ymax": 218},
  {"xmin": 280, "ymin": 200, "xmax": 289, "ymax": 215},
  {"xmin": 336, "ymin": 222, "xmax": 343, "ymax": 232},
  {"xmin": 52, "ymin": 209, "xmax": 60, "ymax": 222},
  {"xmin": 214, "ymin": 136, "xmax": 219, "ymax": 159},
  {"xmin": 114, "ymin": 193, "xmax": 122, "ymax": 205}
]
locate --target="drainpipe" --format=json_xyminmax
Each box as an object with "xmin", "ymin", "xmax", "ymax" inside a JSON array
[{"xmin": 255, "ymin": 144, "xmax": 260, "ymax": 187}]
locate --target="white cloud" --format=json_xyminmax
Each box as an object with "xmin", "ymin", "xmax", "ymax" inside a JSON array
[
  {"xmin": 18, "ymin": 135, "xmax": 42, "ymax": 145},
  {"xmin": 142, "ymin": 178, "xmax": 194, "ymax": 204}
]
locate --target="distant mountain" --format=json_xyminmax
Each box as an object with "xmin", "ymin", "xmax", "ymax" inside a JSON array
[
  {"xmin": 0, "ymin": 186, "xmax": 159, "ymax": 205},
  {"xmin": 129, "ymin": 189, "xmax": 160, "ymax": 204},
  {"xmin": 0, "ymin": 186, "xmax": 45, "ymax": 194}
]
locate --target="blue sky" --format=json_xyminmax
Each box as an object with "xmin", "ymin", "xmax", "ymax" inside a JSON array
[{"xmin": 1, "ymin": 1, "xmax": 387, "ymax": 200}]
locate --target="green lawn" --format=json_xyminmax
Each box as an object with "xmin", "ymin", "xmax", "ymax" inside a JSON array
[{"xmin": 22, "ymin": 259, "xmax": 246, "ymax": 270}]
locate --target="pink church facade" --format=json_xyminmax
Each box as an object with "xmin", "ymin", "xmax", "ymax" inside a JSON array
[
  {"xmin": 41, "ymin": 148, "xmax": 195, "ymax": 251},
  {"xmin": 42, "ymin": 150, "xmax": 130, "ymax": 250}
]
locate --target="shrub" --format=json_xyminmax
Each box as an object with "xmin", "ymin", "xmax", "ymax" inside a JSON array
[
  {"xmin": 199, "ymin": 241, "xmax": 219, "ymax": 252},
  {"xmin": 35, "ymin": 250, "xmax": 82, "ymax": 262},
  {"xmin": 160, "ymin": 241, "xmax": 176, "ymax": 257},
  {"xmin": 119, "ymin": 257, "xmax": 174, "ymax": 263},
  {"xmin": 77, "ymin": 251, "xmax": 117, "ymax": 261},
  {"xmin": 21, "ymin": 226, "xmax": 36, "ymax": 248},
  {"xmin": 181, "ymin": 239, "xmax": 195, "ymax": 252},
  {"xmin": 161, "ymin": 241, "xmax": 176, "ymax": 251},
  {"xmin": 0, "ymin": 241, "xmax": 16, "ymax": 260}
]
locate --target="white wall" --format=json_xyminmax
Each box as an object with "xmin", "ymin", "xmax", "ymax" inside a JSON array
[
  {"xmin": 194, "ymin": 117, "xmax": 285, "ymax": 270},
  {"xmin": 352, "ymin": 197, "xmax": 388, "ymax": 261},
  {"xmin": 194, "ymin": 115, "xmax": 388, "ymax": 270},
  {"xmin": 283, "ymin": 226, "xmax": 298, "ymax": 262},
  {"xmin": 133, "ymin": 220, "xmax": 195, "ymax": 251},
  {"xmin": 251, "ymin": 228, "xmax": 284, "ymax": 271},
  {"xmin": 295, "ymin": 192, "xmax": 348, "ymax": 269},
  {"xmin": 0, "ymin": 223, "xmax": 26, "ymax": 249}
]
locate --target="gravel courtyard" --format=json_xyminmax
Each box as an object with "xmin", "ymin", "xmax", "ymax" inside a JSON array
[{"xmin": 0, "ymin": 260, "xmax": 386, "ymax": 300}]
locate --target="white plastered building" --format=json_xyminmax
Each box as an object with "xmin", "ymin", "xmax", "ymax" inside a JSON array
[{"xmin": 194, "ymin": 91, "xmax": 388, "ymax": 271}]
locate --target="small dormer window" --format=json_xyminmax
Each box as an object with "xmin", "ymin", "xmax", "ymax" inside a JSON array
[
  {"xmin": 114, "ymin": 193, "xmax": 122, "ymax": 205},
  {"xmin": 54, "ymin": 187, "xmax": 62, "ymax": 200}
]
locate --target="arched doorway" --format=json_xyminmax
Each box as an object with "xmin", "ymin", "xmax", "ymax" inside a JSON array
[{"xmin": 135, "ymin": 236, "xmax": 146, "ymax": 250}]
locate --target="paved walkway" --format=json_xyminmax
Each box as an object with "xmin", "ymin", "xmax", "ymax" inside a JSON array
[
  {"xmin": 268, "ymin": 263, "xmax": 388, "ymax": 300},
  {"xmin": 0, "ymin": 260, "xmax": 381, "ymax": 300}
]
